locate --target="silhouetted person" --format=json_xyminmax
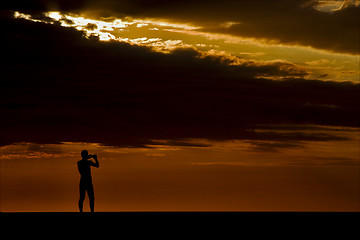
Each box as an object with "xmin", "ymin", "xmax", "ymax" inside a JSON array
[{"xmin": 77, "ymin": 150, "xmax": 99, "ymax": 212}]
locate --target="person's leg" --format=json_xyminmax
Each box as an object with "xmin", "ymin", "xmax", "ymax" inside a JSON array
[
  {"xmin": 79, "ymin": 182, "xmax": 86, "ymax": 212},
  {"xmin": 87, "ymin": 183, "xmax": 95, "ymax": 212}
]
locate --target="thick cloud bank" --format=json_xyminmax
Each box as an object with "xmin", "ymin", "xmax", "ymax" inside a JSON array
[{"xmin": 1, "ymin": 12, "xmax": 359, "ymax": 147}]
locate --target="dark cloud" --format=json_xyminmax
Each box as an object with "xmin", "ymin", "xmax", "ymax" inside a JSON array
[
  {"xmin": 1, "ymin": 12, "xmax": 359, "ymax": 147},
  {"xmin": 2, "ymin": 0, "xmax": 89, "ymax": 11},
  {"xmin": 85, "ymin": 23, "xmax": 97, "ymax": 30},
  {"xmin": 247, "ymin": 141, "xmax": 303, "ymax": 152},
  {"xmin": 198, "ymin": 3, "xmax": 360, "ymax": 55},
  {"xmin": 147, "ymin": 140, "xmax": 212, "ymax": 148}
]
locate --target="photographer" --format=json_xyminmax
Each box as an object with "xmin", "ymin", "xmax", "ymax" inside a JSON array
[{"xmin": 77, "ymin": 150, "xmax": 99, "ymax": 212}]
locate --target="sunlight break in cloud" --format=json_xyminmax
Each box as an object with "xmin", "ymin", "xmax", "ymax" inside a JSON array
[
  {"xmin": 314, "ymin": 0, "xmax": 359, "ymax": 11},
  {"xmin": 13, "ymin": 10, "xmax": 360, "ymax": 82},
  {"xmin": 13, "ymin": 11, "xmax": 200, "ymax": 51}
]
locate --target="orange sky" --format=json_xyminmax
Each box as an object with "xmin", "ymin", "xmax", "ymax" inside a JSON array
[
  {"xmin": 1, "ymin": 126, "xmax": 358, "ymax": 212},
  {"xmin": 1, "ymin": 0, "xmax": 359, "ymax": 212}
]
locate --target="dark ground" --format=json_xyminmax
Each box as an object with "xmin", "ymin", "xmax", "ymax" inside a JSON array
[{"xmin": 1, "ymin": 212, "xmax": 358, "ymax": 238}]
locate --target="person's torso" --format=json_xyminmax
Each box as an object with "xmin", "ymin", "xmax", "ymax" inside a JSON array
[{"xmin": 78, "ymin": 160, "xmax": 92, "ymax": 181}]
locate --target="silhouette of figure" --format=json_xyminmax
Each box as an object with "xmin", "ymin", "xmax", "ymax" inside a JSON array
[{"xmin": 77, "ymin": 150, "xmax": 99, "ymax": 212}]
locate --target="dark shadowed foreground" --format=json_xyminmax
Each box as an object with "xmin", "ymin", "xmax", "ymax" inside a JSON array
[{"xmin": 1, "ymin": 212, "xmax": 358, "ymax": 238}]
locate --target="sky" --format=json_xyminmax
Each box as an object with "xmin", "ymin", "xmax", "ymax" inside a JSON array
[{"xmin": 0, "ymin": 0, "xmax": 359, "ymax": 212}]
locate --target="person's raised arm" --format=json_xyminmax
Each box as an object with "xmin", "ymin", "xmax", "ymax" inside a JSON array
[{"xmin": 91, "ymin": 155, "xmax": 99, "ymax": 168}]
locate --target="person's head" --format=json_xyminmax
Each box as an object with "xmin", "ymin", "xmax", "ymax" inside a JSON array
[{"xmin": 81, "ymin": 150, "xmax": 89, "ymax": 160}]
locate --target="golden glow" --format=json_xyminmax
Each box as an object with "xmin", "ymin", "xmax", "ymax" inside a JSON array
[
  {"xmin": 1, "ymin": 125, "xmax": 359, "ymax": 211},
  {"xmin": 14, "ymin": 11, "xmax": 42, "ymax": 22},
  {"xmin": 47, "ymin": 11, "xmax": 62, "ymax": 21},
  {"xmin": 43, "ymin": 11, "xmax": 199, "ymax": 44},
  {"xmin": 13, "ymin": 11, "xmax": 360, "ymax": 82},
  {"xmin": 6, "ymin": 7, "xmax": 360, "ymax": 213},
  {"xmin": 315, "ymin": 0, "xmax": 360, "ymax": 12}
]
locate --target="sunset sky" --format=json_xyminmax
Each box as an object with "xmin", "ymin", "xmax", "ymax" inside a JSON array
[{"xmin": 1, "ymin": 0, "xmax": 359, "ymax": 212}]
